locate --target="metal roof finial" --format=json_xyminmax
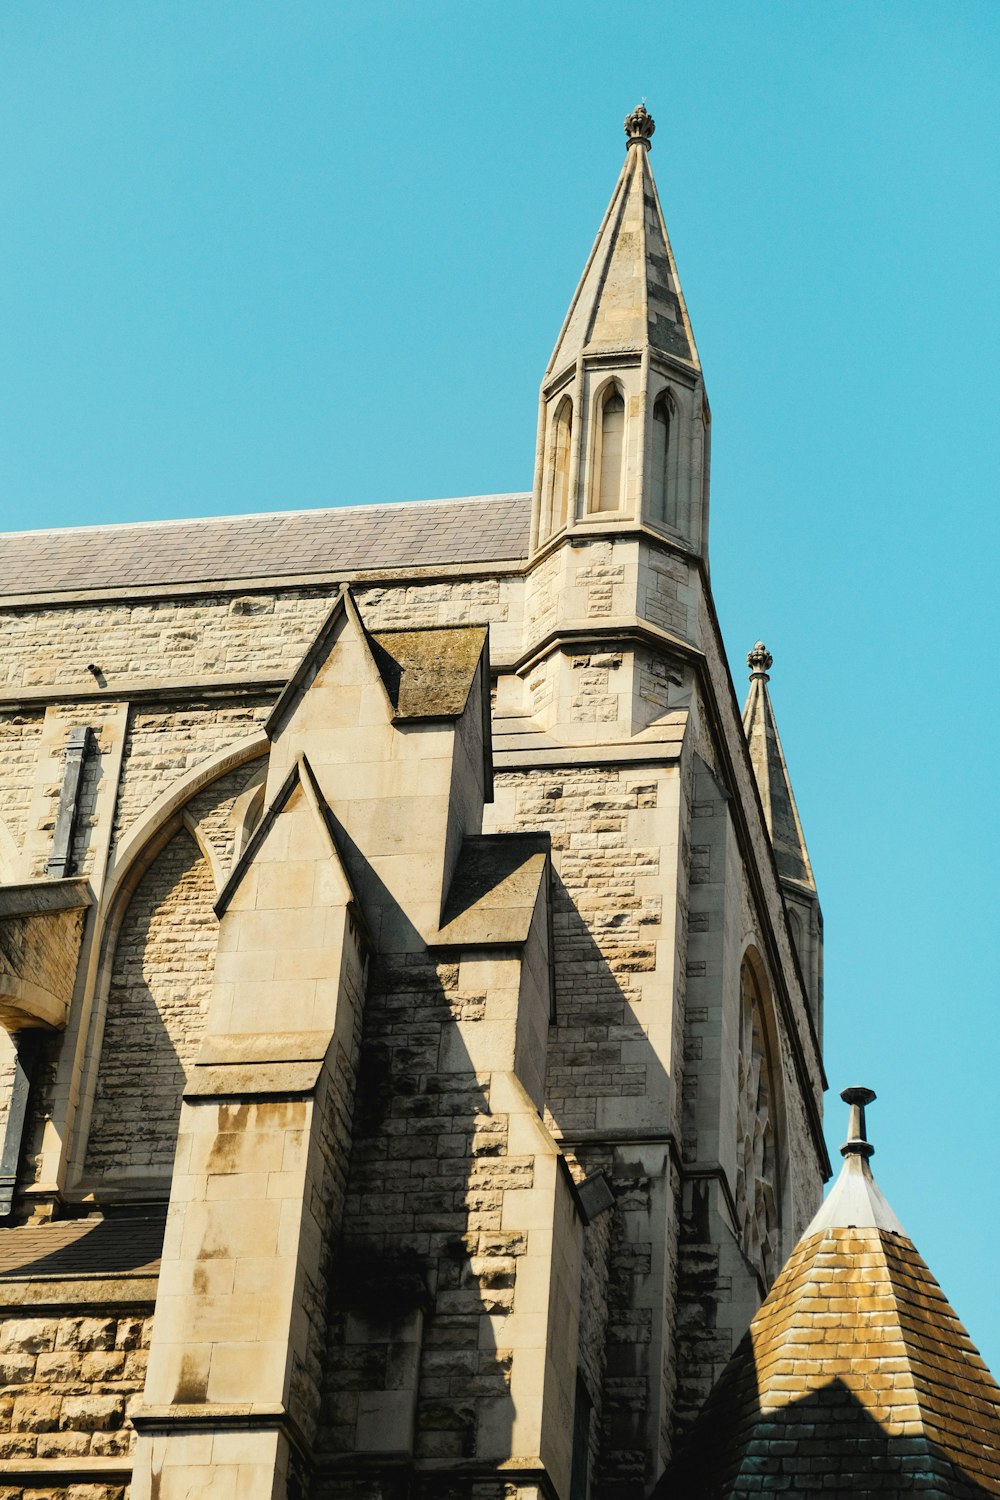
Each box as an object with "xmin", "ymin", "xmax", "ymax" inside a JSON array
[{"xmin": 841, "ymin": 1086, "xmax": 877, "ymax": 1160}]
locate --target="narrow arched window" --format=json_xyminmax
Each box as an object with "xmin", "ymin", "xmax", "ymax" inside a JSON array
[
  {"xmin": 595, "ymin": 387, "xmax": 625, "ymax": 512},
  {"xmin": 546, "ymin": 397, "xmax": 573, "ymax": 537},
  {"xmin": 651, "ymin": 391, "xmax": 671, "ymax": 524}
]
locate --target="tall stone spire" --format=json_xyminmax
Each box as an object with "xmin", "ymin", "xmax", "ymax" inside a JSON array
[
  {"xmin": 530, "ymin": 105, "xmax": 710, "ymax": 556},
  {"xmin": 741, "ymin": 643, "xmax": 814, "ymax": 891}
]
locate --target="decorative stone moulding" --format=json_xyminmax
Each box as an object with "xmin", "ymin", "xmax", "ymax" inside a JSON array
[{"xmin": 0, "ymin": 878, "xmax": 91, "ymax": 1031}]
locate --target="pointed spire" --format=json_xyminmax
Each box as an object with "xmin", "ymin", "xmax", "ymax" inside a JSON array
[
  {"xmin": 657, "ymin": 1088, "xmax": 1000, "ymax": 1497},
  {"xmin": 545, "ymin": 103, "xmax": 699, "ymax": 378},
  {"xmin": 742, "ymin": 643, "xmax": 815, "ymax": 891}
]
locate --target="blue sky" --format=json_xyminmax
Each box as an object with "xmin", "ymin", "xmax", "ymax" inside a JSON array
[{"xmin": 3, "ymin": 4, "xmax": 1000, "ymax": 1370}]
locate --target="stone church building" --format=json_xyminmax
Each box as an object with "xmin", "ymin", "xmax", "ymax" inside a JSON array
[{"xmin": 0, "ymin": 104, "xmax": 995, "ymax": 1499}]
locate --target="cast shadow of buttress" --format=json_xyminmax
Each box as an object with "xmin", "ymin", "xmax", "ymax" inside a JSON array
[
  {"xmin": 313, "ymin": 825, "xmax": 518, "ymax": 1492},
  {"xmin": 313, "ymin": 821, "xmax": 680, "ymax": 1500}
]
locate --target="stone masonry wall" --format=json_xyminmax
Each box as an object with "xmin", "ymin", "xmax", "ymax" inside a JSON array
[
  {"xmin": 84, "ymin": 829, "xmax": 216, "ymax": 1180},
  {"xmin": 110, "ymin": 701, "xmax": 272, "ymax": 860},
  {"xmin": 0, "ymin": 713, "xmax": 44, "ymax": 856},
  {"xmin": 489, "ymin": 768, "xmax": 665, "ymax": 1138},
  {"xmin": 0, "ymin": 1305, "xmax": 152, "ymax": 1469},
  {"xmin": 0, "ymin": 592, "xmax": 333, "ymax": 692}
]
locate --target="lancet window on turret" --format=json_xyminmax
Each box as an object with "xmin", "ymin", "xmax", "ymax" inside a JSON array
[
  {"xmin": 543, "ymin": 396, "xmax": 574, "ymax": 540},
  {"xmin": 593, "ymin": 384, "xmax": 625, "ymax": 512},
  {"xmin": 650, "ymin": 389, "xmax": 674, "ymax": 526}
]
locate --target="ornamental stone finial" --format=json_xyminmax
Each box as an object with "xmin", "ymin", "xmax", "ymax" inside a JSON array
[
  {"xmin": 840, "ymin": 1085, "xmax": 877, "ymax": 1160},
  {"xmin": 747, "ymin": 641, "xmax": 773, "ymax": 679},
  {"xmin": 625, "ymin": 102, "xmax": 655, "ymax": 148}
]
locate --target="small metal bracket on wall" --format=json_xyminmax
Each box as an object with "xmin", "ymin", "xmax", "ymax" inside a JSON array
[
  {"xmin": 0, "ymin": 1036, "xmax": 38, "ymax": 1217},
  {"xmin": 46, "ymin": 726, "xmax": 93, "ymax": 878}
]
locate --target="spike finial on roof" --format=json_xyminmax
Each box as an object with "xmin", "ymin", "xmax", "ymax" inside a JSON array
[
  {"xmin": 841, "ymin": 1085, "xmax": 877, "ymax": 1160},
  {"xmin": 624, "ymin": 102, "xmax": 655, "ymax": 148},
  {"xmin": 747, "ymin": 641, "xmax": 773, "ymax": 679}
]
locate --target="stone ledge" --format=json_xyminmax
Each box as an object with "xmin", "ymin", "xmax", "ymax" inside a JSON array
[
  {"xmin": 494, "ymin": 741, "xmax": 684, "ymax": 771},
  {"xmin": 0, "ymin": 1456, "xmax": 133, "ymax": 1478},
  {"xmin": 0, "ymin": 673, "xmax": 283, "ymax": 710},
  {"xmin": 0, "ymin": 1275, "xmax": 158, "ymax": 1311}
]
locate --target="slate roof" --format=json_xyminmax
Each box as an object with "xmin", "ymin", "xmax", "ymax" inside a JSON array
[
  {"xmin": 0, "ymin": 494, "xmax": 532, "ymax": 597},
  {"xmin": 660, "ymin": 1102, "xmax": 1000, "ymax": 1498},
  {"xmin": 0, "ymin": 1213, "xmax": 165, "ymax": 1280}
]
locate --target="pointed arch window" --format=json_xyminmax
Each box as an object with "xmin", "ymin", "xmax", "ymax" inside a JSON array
[
  {"xmin": 594, "ymin": 386, "xmax": 625, "ymax": 512},
  {"xmin": 650, "ymin": 390, "xmax": 673, "ymax": 525},
  {"xmin": 544, "ymin": 396, "xmax": 573, "ymax": 538}
]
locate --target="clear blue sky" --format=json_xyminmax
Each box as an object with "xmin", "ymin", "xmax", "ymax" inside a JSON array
[{"xmin": 3, "ymin": 4, "xmax": 999, "ymax": 1370}]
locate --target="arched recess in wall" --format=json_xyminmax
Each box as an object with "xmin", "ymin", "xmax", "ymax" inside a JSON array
[
  {"xmin": 735, "ymin": 949, "xmax": 786, "ymax": 1290},
  {"xmin": 591, "ymin": 381, "xmax": 626, "ymax": 513},
  {"xmin": 73, "ymin": 747, "xmax": 268, "ymax": 1191},
  {"xmin": 649, "ymin": 388, "xmax": 676, "ymax": 528},
  {"xmin": 542, "ymin": 395, "xmax": 574, "ymax": 540}
]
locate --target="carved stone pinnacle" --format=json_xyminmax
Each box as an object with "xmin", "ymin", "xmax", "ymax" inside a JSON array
[
  {"xmin": 747, "ymin": 641, "xmax": 773, "ymax": 678},
  {"xmin": 625, "ymin": 103, "xmax": 655, "ymax": 148}
]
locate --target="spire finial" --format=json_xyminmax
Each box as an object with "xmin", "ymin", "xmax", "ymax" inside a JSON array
[
  {"xmin": 840, "ymin": 1085, "xmax": 877, "ymax": 1160},
  {"xmin": 624, "ymin": 102, "xmax": 655, "ymax": 149},
  {"xmin": 747, "ymin": 641, "xmax": 773, "ymax": 680}
]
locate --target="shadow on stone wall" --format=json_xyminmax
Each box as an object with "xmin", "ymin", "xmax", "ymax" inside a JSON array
[
  {"xmin": 315, "ymin": 843, "xmax": 684, "ymax": 1500},
  {"xmin": 314, "ymin": 852, "xmax": 519, "ymax": 1499}
]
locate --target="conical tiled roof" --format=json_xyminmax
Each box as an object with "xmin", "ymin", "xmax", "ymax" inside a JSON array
[
  {"xmin": 545, "ymin": 105, "xmax": 699, "ymax": 377},
  {"xmin": 742, "ymin": 643, "xmax": 815, "ymax": 891},
  {"xmin": 658, "ymin": 1091, "xmax": 1000, "ymax": 1497}
]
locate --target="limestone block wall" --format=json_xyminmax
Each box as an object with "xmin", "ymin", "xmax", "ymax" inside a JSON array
[
  {"xmin": 0, "ymin": 714, "xmax": 45, "ymax": 861},
  {"xmin": 0, "ymin": 592, "xmax": 332, "ymax": 693},
  {"xmin": 487, "ymin": 768, "xmax": 678, "ymax": 1140},
  {"xmin": 110, "ymin": 703, "xmax": 271, "ymax": 859},
  {"xmin": 83, "ymin": 829, "xmax": 217, "ymax": 1182},
  {"xmin": 0, "ymin": 1304, "xmax": 152, "ymax": 1465}
]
